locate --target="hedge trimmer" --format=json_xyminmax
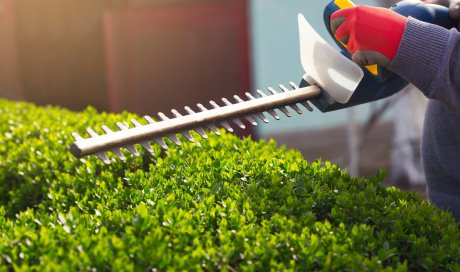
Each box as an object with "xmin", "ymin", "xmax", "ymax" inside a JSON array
[{"xmin": 70, "ymin": 0, "xmax": 456, "ymax": 164}]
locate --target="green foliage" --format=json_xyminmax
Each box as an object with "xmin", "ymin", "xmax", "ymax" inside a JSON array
[{"xmin": 0, "ymin": 99, "xmax": 459, "ymax": 271}]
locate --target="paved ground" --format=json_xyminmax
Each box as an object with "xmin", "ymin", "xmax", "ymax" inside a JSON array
[{"xmin": 264, "ymin": 121, "xmax": 427, "ymax": 199}]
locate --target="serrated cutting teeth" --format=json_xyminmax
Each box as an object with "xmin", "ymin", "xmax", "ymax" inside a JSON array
[
  {"xmin": 111, "ymin": 149, "xmax": 126, "ymax": 161},
  {"xmin": 96, "ymin": 152, "xmax": 111, "ymax": 164},
  {"xmin": 290, "ymin": 82, "xmax": 314, "ymax": 112},
  {"xmin": 170, "ymin": 109, "xmax": 196, "ymax": 141},
  {"xmin": 184, "ymin": 106, "xmax": 195, "ymax": 114},
  {"xmin": 77, "ymin": 130, "xmax": 111, "ymax": 164},
  {"xmin": 124, "ymin": 145, "xmax": 140, "ymax": 157},
  {"xmin": 197, "ymin": 103, "xmax": 207, "ymax": 111},
  {"xmin": 86, "ymin": 127, "xmax": 99, "ymax": 137},
  {"xmin": 233, "ymin": 94, "xmax": 244, "ymax": 103},
  {"xmin": 158, "ymin": 112, "xmax": 169, "ymax": 121},
  {"xmin": 168, "ymin": 135, "xmax": 182, "ymax": 146},
  {"xmin": 280, "ymin": 85, "xmax": 303, "ymax": 115},
  {"xmin": 171, "ymin": 109, "xmax": 182, "ymax": 118},
  {"xmin": 207, "ymin": 125, "xmax": 220, "ymax": 135},
  {"xmin": 300, "ymin": 101, "xmax": 314, "ymax": 112},
  {"xmin": 231, "ymin": 118, "xmax": 246, "ymax": 129},
  {"xmin": 116, "ymin": 122, "xmax": 129, "ymax": 130},
  {"xmin": 266, "ymin": 109, "xmax": 280, "ymax": 120},
  {"xmin": 144, "ymin": 115, "xmax": 155, "ymax": 124},
  {"xmin": 70, "ymin": 83, "xmax": 322, "ymax": 162},
  {"xmin": 255, "ymin": 112, "xmax": 269, "ymax": 123},
  {"xmin": 72, "ymin": 132, "xmax": 84, "ymax": 141},
  {"xmin": 277, "ymin": 106, "xmax": 292, "ymax": 117},
  {"xmin": 289, "ymin": 103, "xmax": 303, "ymax": 115},
  {"xmin": 155, "ymin": 138, "xmax": 169, "ymax": 149},
  {"xmin": 140, "ymin": 141, "xmax": 155, "ymax": 156},
  {"xmin": 244, "ymin": 115, "xmax": 258, "ymax": 126},
  {"xmin": 245, "ymin": 93, "xmax": 269, "ymax": 123},
  {"xmin": 102, "ymin": 125, "xmax": 113, "ymax": 134},
  {"xmin": 102, "ymin": 125, "xmax": 140, "ymax": 157},
  {"xmin": 268, "ymin": 87, "xmax": 278, "ymax": 95},
  {"xmin": 195, "ymin": 128, "xmax": 208, "ymax": 138},
  {"xmin": 219, "ymin": 121, "xmax": 233, "ymax": 132},
  {"xmin": 181, "ymin": 131, "xmax": 195, "ymax": 142},
  {"xmin": 233, "ymin": 95, "xmax": 258, "ymax": 126},
  {"xmin": 197, "ymin": 103, "xmax": 220, "ymax": 135},
  {"xmin": 256, "ymin": 90, "xmax": 280, "ymax": 120},
  {"xmin": 184, "ymin": 106, "xmax": 208, "ymax": 138},
  {"xmin": 222, "ymin": 98, "xmax": 245, "ymax": 129},
  {"xmin": 209, "ymin": 101, "xmax": 234, "ymax": 132},
  {"xmin": 268, "ymin": 87, "xmax": 292, "ymax": 117},
  {"xmin": 131, "ymin": 119, "xmax": 142, "ymax": 127},
  {"xmin": 209, "ymin": 101, "xmax": 220, "ymax": 109}
]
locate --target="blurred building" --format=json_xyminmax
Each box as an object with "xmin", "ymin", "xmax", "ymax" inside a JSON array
[
  {"xmin": 0, "ymin": 0, "xmax": 252, "ymax": 135},
  {"xmin": 375, "ymin": 0, "xmax": 427, "ymax": 187}
]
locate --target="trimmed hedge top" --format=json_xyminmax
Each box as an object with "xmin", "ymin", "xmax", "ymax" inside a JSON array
[{"xmin": 0, "ymin": 99, "xmax": 459, "ymax": 271}]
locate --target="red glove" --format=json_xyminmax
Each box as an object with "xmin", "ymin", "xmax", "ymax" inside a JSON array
[{"xmin": 330, "ymin": 6, "xmax": 407, "ymax": 67}]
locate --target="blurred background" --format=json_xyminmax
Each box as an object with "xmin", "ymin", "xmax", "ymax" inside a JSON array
[{"xmin": 0, "ymin": 0, "xmax": 426, "ymax": 195}]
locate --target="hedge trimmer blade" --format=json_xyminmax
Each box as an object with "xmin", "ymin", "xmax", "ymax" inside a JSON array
[
  {"xmin": 70, "ymin": 83, "xmax": 321, "ymax": 164},
  {"xmin": 70, "ymin": 14, "xmax": 365, "ymax": 164}
]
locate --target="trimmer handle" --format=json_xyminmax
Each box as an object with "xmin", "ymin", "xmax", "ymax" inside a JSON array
[
  {"xmin": 391, "ymin": 0, "xmax": 457, "ymax": 29},
  {"xmin": 308, "ymin": 0, "xmax": 458, "ymax": 112}
]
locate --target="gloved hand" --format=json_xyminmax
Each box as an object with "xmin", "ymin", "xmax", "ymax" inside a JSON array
[
  {"xmin": 330, "ymin": 6, "xmax": 407, "ymax": 67},
  {"xmin": 424, "ymin": 0, "xmax": 460, "ymax": 19}
]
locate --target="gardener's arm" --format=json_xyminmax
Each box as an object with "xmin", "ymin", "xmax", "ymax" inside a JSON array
[
  {"xmin": 331, "ymin": 6, "xmax": 460, "ymax": 114},
  {"xmin": 388, "ymin": 18, "xmax": 460, "ymax": 114}
]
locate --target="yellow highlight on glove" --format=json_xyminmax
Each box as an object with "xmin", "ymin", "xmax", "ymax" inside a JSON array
[{"xmin": 333, "ymin": 0, "xmax": 379, "ymax": 76}]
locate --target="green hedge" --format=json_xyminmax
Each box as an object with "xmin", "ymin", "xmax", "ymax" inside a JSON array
[{"xmin": 0, "ymin": 99, "xmax": 459, "ymax": 271}]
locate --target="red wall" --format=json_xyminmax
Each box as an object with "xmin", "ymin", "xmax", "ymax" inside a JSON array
[
  {"xmin": 0, "ymin": 0, "xmax": 252, "ymax": 136},
  {"xmin": 103, "ymin": 0, "xmax": 252, "ymax": 135},
  {"xmin": 0, "ymin": 0, "xmax": 23, "ymax": 100}
]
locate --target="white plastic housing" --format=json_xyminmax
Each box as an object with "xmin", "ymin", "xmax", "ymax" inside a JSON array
[{"xmin": 298, "ymin": 13, "xmax": 363, "ymax": 104}]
